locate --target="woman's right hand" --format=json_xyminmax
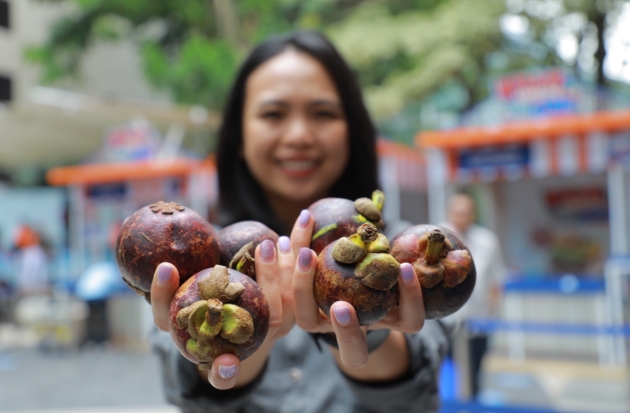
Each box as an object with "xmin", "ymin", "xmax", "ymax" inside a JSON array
[{"xmin": 149, "ymin": 213, "xmax": 314, "ymax": 390}]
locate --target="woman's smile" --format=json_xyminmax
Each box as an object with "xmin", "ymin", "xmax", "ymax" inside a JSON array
[{"xmin": 276, "ymin": 158, "xmax": 319, "ymax": 178}]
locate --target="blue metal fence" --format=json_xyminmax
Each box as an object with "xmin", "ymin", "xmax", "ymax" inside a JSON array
[{"xmin": 439, "ymin": 401, "xmax": 609, "ymax": 413}]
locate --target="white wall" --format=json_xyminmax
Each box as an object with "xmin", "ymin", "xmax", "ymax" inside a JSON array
[{"xmin": 0, "ymin": 0, "xmax": 169, "ymax": 104}]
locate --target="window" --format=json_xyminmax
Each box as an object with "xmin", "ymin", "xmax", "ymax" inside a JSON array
[
  {"xmin": 0, "ymin": 75, "xmax": 11, "ymax": 102},
  {"xmin": 0, "ymin": 1, "xmax": 8, "ymax": 29}
]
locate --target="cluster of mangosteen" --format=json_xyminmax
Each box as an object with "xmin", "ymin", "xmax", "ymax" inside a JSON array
[
  {"xmin": 309, "ymin": 190, "xmax": 476, "ymax": 324},
  {"xmin": 115, "ymin": 193, "xmax": 476, "ymax": 366}
]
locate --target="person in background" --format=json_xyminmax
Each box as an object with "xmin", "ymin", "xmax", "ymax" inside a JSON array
[
  {"xmin": 146, "ymin": 30, "xmax": 452, "ymax": 413},
  {"xmin": 441, "ymin": 191, "xmax": 507, "ymax": 399},
  {"xmin": 12, "ymin": 224, "xmax": 50, "ymax": 296}
]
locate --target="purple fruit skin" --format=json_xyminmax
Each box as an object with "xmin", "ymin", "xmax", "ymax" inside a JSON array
[
  {"xmin": 169, "ymin": 268, "xmax": 270, "ymax": 364},
  {"xmin": 309, "ymin": 198, "xmax": 382, "ymax": 255},
  {"xmin": 217, "ymin": 221, "xmax": 279, "ymax": 280},
  {"xmin": 390, "ymin": 224, "xmax": 476, "ymax": 320},
  {"xmin": 115, "ymin": 203, "xmax": 221, "ymax": 296}
]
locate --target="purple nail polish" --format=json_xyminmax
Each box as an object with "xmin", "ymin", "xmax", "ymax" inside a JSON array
[
  {"xmin": 278, "ymin": 236, "xmax": 290, "ymax": 254},
  {"xmin": 333, "ymin": 306, "xmax": 351, "ymax": 326},
  {"xmin": 297, "ymin": 248, "xmax": 312, "ymax": 270},
  {"xmin": 218, "ymin": 364, "xmax": 237, "ymax": 379},
  {"xmin": 401, "ymin": 263, "xmax": 415, "ymax": 284},
  {"xmin": 298, "ymin": 209, "xmax": 311, "ymax": 227},
  {"xmin": 260, "ymin": 239, "xmax": 275, "ymax": 261},
  {"xmin": 156, "ymin": 264, "xmax": 172, "ymax": 286}
]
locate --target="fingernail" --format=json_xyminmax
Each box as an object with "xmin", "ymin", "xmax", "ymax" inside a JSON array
[
  {"xmin": 260, "ymin": 239, "xmax": 275, "ymax": 262},
  {"xmin": 298, "ymin": 209, "xmax": 311, "ymax": 227},
  {"xmin": 333, "ymin": 306, "xmax": 351, "ymax": 326},
  {"xmin": 297, "ymin": 248, "xmax": 312, "ymax": 271},
  {"xmin": 156, "ymin": 264, "xmax": 172, "ymax": 286},
  {"xmin": 218, "ymin": 364, "xmax": 237, "ymax": 379},
  {"xmin": 278, "ymin": 236, "xmax": 290, "ymax": 254},
  {"xmin": 401, "ymin": 263, "xmax": 415, "ymax": 285}
]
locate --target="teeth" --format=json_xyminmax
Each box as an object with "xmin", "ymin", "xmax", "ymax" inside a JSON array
[{"xmin": 281, "ymin": 160, "xmax": 315, "ymax": 171}]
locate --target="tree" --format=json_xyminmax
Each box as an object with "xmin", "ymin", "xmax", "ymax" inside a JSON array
[
  {"xmin": 30, "ymin": 0, "xmax": 627, "ymax": 146},
  {"xmin": 25, "ymin": 0, "xmax": 366, "ymax": 110},
  {"xmin": 326, "ymin": 0, "xmax": 506, "ymax": 121}
]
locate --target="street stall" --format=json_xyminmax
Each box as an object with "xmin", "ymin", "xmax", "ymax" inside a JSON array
[{"xmin": 416, "ymin": 108, "xmax": 630, "ymax": 411}]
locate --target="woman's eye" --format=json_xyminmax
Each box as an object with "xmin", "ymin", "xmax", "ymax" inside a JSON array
[
  {"xmin": 261, "ymin": 111, "xmax": 283, "ymax": 119},
  {"xmin": 314, "ymin": 111, "xmax": 338, "ymax": 119}
]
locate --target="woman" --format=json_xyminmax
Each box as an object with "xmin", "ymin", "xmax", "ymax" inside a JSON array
[{"xmin": 149, "ymin": 31, "xmax": 450, "ymax": 412}]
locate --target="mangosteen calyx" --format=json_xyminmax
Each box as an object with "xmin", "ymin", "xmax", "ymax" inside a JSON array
[
  {"xmin": 415, "ymin": 229, "xmax": 472, "ymax": 289},
  {"xmin": 331, "ymin": 223, "xmax": 400, "ymax": 291},
  {"xmin": 353, "ymin": 189, "xmax": 385, "ymax": 227},
  {"xmin": 150, "ymin": 201, "xmax": 186, "ymax": 215},
  {"xmin": 229, "ymin": 241, "xmax": 256, "ymax": 277},
  {"xmin": 176, "ymin": 265, "xmax": 255, "ymax": 363}
]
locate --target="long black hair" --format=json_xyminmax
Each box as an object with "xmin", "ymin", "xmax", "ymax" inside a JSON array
[{"xmin": 216, "ymin": 30, "xmax": 380, "ymax": 234}]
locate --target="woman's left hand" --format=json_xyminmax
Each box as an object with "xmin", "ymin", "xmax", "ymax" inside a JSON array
[{"xmin": 292, "ymin": 215, "xmax": 426, "ymax": 370}]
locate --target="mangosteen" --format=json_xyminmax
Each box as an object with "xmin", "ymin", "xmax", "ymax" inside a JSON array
[
  {"xmin": 169, "ymin": 265, "xmax": 270, "ymax": 368},
  {"xmin": 115, "ymin": 201, "xmax": 221, "ymax": 303},
  {"xmin": 314, "ymin": 223, "xmax": 400, "ymax": 326},
  {"xmin": 390, "ymin": 225, "xmax": 476, "ymax": 319},
  {"xmin": 217, "ymin": 221, "xmax": 279, "ymax": 280},
  {"xmin": 309, "ymin": 190, "xmax": 386, "ymax": 255}
]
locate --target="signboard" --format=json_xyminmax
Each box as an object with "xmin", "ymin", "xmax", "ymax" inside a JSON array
[
  {"xmin": 102, "ymin": 119, "xmax": 163, "ymax": 163},
  {"xmin": 545, "ymin": 187, "xmax": 609, "ymax": 222},
  {"xmin": 459, "ymin": 144, "xmax": 530, "ymax": 170},
  {"xmin": 491, "ymin": 68, "xmax": 583, "ymax": 119}
]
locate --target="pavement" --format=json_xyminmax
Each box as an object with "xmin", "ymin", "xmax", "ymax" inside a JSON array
[{"xmin": 0, "ymin": 346, "xmax": 179, "ymax": 413}]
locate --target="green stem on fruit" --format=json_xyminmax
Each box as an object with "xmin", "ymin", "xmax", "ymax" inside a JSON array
[
  {"xmin": 352, "ymin": 214, "xmax": 370, "ymax": 224},
  {"xmin": 312, "ymin": 223, "xmax": 338, "ymax": 241},
  {"xmin": 230, "ymin": 242, "xmax": 254, "ymax": 271},
  {"xmin": 424, "ymin": 229, "xmax": 446, "ymax": 266},
  {"xmin": 371, "ymin": 190, "xmax": 385, "ymax": 212}
]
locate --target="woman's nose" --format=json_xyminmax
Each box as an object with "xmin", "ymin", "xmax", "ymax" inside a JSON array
[{"xmin": 282, "ymin": 116, "xmax": 315, "ymax": 146}]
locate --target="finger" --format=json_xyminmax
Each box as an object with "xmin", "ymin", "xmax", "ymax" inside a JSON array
[
  {"xmin": 292, "ymin": 247, "xmax": 325, "ymax": 331},
  {"xmin": 290, "ymin": 209, "xmax": 314, "ymax": 256},
  {"xmin": 396, "ymin": 263, "xmax": 425, "ymax": 334},
  {"xmin": 255, "ymin": 240, "xmax": 283, "ymax": 336},
  {"xmin": 276, "ymin": 236, "xmax": 295, "ymax": 328},
  {"xmin": 276, "ymin": 236, "xmax": 294, "ymax": 294},
  {"xmin": 151, "ymin": 262, "xmax": 180, "ymax": 331},
  {"xmin": 330, "ymin": 302, "xmax": 368, "ymax": 368},
  {"xmin": 208, "ymin": 354, "xmax": 241, "ymax": 390}
]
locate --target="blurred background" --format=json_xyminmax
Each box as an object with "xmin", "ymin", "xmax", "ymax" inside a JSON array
[{"xmin": 1, "ymin": 0, "xmax": 630, "ymax": 412}]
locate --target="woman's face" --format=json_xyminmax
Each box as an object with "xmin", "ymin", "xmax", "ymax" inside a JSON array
[{"xmin": 242, "ymin": 49, "xmax": 350, "ymax": 207}]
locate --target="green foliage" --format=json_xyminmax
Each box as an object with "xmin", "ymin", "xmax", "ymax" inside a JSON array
[
  {"xmin": 29, "ymin": 0, "xmax": 625, "ymax": 144},
  {"xmin": 327, "ymin": 0, "xmax": 505, "ymax": 119},
  {"xmin": 26, "ymin": 0, "xmax": 361, "ymax": 109},
  {"xmin": 141, "ymin": 35, "xmax": 238, "ymax": 107}
]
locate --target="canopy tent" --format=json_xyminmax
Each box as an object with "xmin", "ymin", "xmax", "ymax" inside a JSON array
[
  {"xmin": 416, "ymin": 108, "xmax": 630, "ymax": 365},
  {"xmin": 416, "ymin": 108, "xmax": 630, "ymax": 256}
]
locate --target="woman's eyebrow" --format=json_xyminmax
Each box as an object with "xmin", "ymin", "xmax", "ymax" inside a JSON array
[
  {"xmin": 308, "ymin": 99, "xmax": 342, "ymax": 108},
  {"xmin": 258, "ymin": 99, "xmax": 289, "ymax": 108}
]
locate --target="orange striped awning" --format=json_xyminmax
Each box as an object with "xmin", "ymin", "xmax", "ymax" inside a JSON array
[
  {"xmin": 414, "ymin": 109, "xmax": 630, "ymax": 184},
  {"xmin": 47, "ymin": 157, "xmax": 216, "ymax": 186}
]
